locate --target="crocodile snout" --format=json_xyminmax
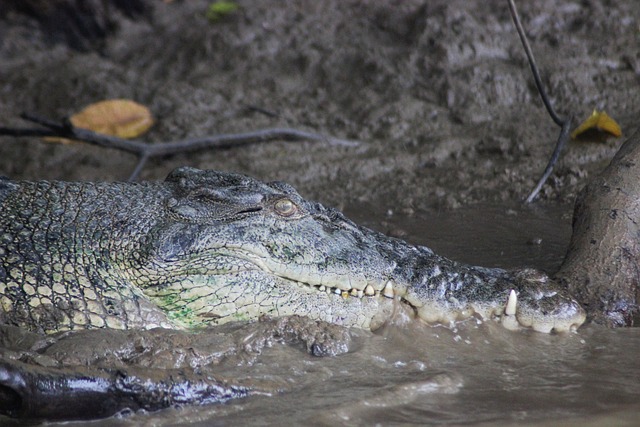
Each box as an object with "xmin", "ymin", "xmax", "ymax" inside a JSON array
[{"xmin": 495, "ymin": 269, "xmax": 587, "ymax": 333}]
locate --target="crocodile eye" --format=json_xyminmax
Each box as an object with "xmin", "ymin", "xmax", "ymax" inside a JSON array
[{"xmin": 274, "ymin": 198, "xmax": 297, "ymax": 217}]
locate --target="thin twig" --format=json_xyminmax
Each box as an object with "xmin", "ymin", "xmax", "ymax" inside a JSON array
[
  {"xmin": 507, "ymin": 0, "xmax": 573, "ymax": 203},
  {"xmin": 524, "ymin": 116, "xmax": 573, "ymax": 203},
  {"xmin": 129, "ymin": 154, "xmax": 150, "ymax": 182},
  {"xmin": 142, "ymin": 128, "xmax": 359, "ymax": 156},
  {"xmin": 0, "ymin": 114, "xmax": 360, "ymax": 181},
  {"xmin": 507, "ymin": 0, "xmax": 564, "ymax": 127}
]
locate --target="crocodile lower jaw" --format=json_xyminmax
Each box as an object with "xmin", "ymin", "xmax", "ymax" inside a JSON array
[{"xmin": 294, "ymin": 279, "xmax": 585, "ymax": 333}]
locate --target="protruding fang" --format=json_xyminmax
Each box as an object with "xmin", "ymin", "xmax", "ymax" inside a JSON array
[
  {"xmin": 501, "ymin": 315, "xmax": 519, "ymax": 331},
  {"xmin": 364, "ymin": 284, "xmax": 375, "ymax": 296},
  {"xmin": 334, "ymin": 288, "xmax": 341, "ymax": 295},
  {"xmin": 319, "ymin": 285, "xmax": 326, "ymax": 292},
  {"xmin": 382, "ymin": 281, "xmax": 394, "ymax": 298},
  {"xmin": 505, "ymin": 289, "xmax": 517, "ymax": 316}
]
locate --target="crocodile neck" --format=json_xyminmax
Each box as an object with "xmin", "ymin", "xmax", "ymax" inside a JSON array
[{"xmin": 0, "ymin": 180, "xmax": 173, "ymax": 332}]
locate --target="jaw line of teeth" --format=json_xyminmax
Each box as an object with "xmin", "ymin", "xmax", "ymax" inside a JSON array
[
  {"xmin": 291, "ymin": 279, "xmax": 580, "ymax": 333},
  {"xmin": 290, "ymin": 279, "xmax": 396, "ymax": 300},
  {"xmin": 206, "ymin": 249, "xmax": 581, "ymax": 333},
  {"xmin": 219, "ymin": 248, "xmax": 396, "ymax": 298}
]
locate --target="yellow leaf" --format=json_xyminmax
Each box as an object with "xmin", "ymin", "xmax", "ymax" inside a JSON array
[
  {"xmin": 571, "ymin": 110, "xmax": 622, "ymax": 140},
  {"xmin": 70, "ymin": 99, "xmax": 154, "ymax": 139},
  {"xmin": 44, "ymin": 99, "xmax": 154, "ymax": 145}
]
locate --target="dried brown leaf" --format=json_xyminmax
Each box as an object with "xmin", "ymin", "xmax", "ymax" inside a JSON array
[{"xmin": 70, "ymin": 99, "xmax": 154, "ymax": 139}]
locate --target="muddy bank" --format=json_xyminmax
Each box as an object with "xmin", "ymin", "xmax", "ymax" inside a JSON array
[
  {"xmin": 1, "ymin": 0, "xmax": 638, "ymax": 212},
  {"xmin": 0, "ymin": 316, "xmax": 353, "ymax": 419}
]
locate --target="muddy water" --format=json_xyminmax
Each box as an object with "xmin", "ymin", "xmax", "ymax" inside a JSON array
[
  {"xmin": 345, "ymin": 203, "xmax": 575, "ymax": 273},
  {"xmin": 73, "ymin": 323, "xmax": 640, "ymax": 427},
  {"xmin": 5, "ymin": 205, "xmax": 637, "ymax": 427}
]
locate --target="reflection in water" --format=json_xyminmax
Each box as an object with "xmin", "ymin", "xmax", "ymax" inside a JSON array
[{"xmin": 2, "ymin": 205, "xmax": 639, "ymax": 426}]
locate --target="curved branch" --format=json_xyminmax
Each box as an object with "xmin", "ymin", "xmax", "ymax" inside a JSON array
[
  {"xmin": 0, "ymin": 114, "xmax": 360, "ymax": 181},
  {"xmin": 524, "ymin": 116, "xmax": 574, "ymax": 203}
]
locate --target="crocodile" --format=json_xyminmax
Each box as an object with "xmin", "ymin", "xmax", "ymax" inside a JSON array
[{"xmin": 0, "ymin": 166, "xmax": 586, "ymax": 335}]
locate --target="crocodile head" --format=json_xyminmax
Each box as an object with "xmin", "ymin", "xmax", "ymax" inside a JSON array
[{"xmin": 131, "ymin": 167, "xmax": 585, "ymax": 333}]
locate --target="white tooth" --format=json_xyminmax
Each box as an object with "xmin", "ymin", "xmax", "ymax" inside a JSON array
[
  {"xmin": 334, "ymin": 288, "xmax": 341, "ymax": 295},
  {"xmin": 357, "ymin": 289, "xmax": 363, "ymax": 298},
  {"xmin": 364, "ymin": 284, "xmax": 375, "ymax": 296},
  {"xmin": 319, "ymin": 285, "xmax": 326, "ymax": 292},
  {"xmin": 382, "ymin": 281, "xmax": 395, "ymax": 298},
  {"xmin": 501, "ymin": 315, "xmax": 519, "ymax": 331},
  {"xmin": 505, "ymin": 290, "xmax": 517, "ymax": 316},
  {"xmin": 350, "ymin": 288, "xmax": 359, "ymax": 297}
]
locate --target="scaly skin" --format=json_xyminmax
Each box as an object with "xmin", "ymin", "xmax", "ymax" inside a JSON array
[{"xmin": 0, "ymin": 167, "xmax": 586, "ymax": 334}]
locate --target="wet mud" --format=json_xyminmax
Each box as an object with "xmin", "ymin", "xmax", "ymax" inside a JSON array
[
  {"xmin": 1, "ymin": 0, "xmax": 640, "ymax": 424},
  {"xmin": 1, "ymin": 0, "xmax": 638, "ymax": 209},
  {"xmin": 0, "ymin": 316, "xmax": 353, "ymax": 420}
]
